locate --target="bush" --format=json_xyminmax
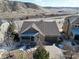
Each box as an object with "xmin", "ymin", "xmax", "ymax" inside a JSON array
[
  {"xmin": 10, "ymin": 50, "xmax": 27, "ymax": 59},
  {"xmin": 12, "ymin": 32, "xmax": 20, "ymax": 42},
  {"xmin": 33, "ymin": 46, "xmax": 49, "ymax": 59}
]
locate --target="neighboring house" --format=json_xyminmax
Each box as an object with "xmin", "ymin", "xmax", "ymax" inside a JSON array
[
  {"xmin": 62, "ymin": 16, "xmax": 79, "ymax": 40},
  {"xmin": 19, "ymin": 21, "xmax": 60, "ymax": 45}
]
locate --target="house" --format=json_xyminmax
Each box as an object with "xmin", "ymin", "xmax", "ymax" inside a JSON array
[
  {"xmin": 19, "ymin": 21, "xmax": 60, "ymax": 46},
  {"xmin": 62, "ymin": 15, "xmax": 79, "ymax": 40}
]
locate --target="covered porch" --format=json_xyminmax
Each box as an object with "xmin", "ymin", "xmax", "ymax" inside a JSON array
[
  {"xmin": 20, "ymin": 27, "xmax": 40, "ymax": 47},
  {"xmin": 71, "ymin": 28, "xmax": 79, "ymax": 40}
]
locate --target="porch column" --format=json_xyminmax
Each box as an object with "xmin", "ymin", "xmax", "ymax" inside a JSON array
[{"xmin": 29, "ymin": 35, "xmax": 32, "ymax": 45}]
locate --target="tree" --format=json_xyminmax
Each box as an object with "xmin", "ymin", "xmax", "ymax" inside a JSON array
[
  {"xmin": 33, "ymin": 46, "xmax": 49, "ymax": 59},
  {"xmin": 8, "ymin": 22, "xmax": 16, "ymax": 34},
  {"xmin": 8, "ymin": 22, "xmax": 20, "ymax": 42},
  {"xmin": 4, "ymin": 22, "xmax": 16, "ymax": 49},
  {"xmin": 6, "ymin": 22, "xmax": 16, "ymax": 41}
]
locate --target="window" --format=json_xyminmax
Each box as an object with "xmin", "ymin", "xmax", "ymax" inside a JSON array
[{"xmin": 74, "ymin": 35, "xmax": 79, "ymax": 40}]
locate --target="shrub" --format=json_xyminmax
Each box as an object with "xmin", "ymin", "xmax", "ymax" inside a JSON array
[
  {"xmin": 33, "ymin": 46, "xmax": 49, "ymax": 59},
  {"xmin": 8, "ymin": 23, "xmax": 16, "ymax": 33}
]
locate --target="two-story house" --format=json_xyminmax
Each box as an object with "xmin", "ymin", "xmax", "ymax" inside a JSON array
[{"xmin": 62, "ymin": 15, "xmax": 79, "ymax": 40}]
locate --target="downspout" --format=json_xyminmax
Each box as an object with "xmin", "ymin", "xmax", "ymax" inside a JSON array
[{"xmin": 67, "ymin": 19, "xmax": 70, "ymax": 39}]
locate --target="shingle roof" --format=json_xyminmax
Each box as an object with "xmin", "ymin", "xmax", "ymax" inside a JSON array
[
  {"xmin": 20, "ymin": 21, "xmax": 60, "ymax": 36},
  {"xmin": 65, "ymin": 16, "xmax": 79, "ymax": 24}
]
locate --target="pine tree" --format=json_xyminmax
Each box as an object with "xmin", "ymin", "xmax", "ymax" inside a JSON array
[{"xmin": 33, "ymin": 46, "xmax": 49, "ymax": 59}]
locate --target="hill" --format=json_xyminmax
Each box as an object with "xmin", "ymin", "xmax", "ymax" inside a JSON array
[
  {"xmin": 0, "ymin": 0, "xmax": 48, "ymax": 19},
  {"xmin": 0, "ymin": 0, "xmax": 79, "ymax": 20}
]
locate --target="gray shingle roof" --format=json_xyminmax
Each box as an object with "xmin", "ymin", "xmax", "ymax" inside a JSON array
[
  {"xmin": 20, "ymin": 21, "xmax": 60, "ymax": 36},
  {"xmin": 65, "ymin": 16, "xmax": 79, "ymax": 24}
]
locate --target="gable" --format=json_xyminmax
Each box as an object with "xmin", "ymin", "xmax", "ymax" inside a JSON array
[
  {"xmin": 22, "ymin": 27, "xmax": 38, "ymax": 34},
  {"xmin": 21, "ymin": 23, "xmax": 45, "ymax": 36},
  {"xmin": 72, "ymin": 18, "xmax": 79, "ymax": 24},
  {"xmin": 21, "ymin": 27, "xmax": 38, "ymax": 36},
  {"xmin": 65, "ymin": 16, "xmax": 79, "ymax": 24}
]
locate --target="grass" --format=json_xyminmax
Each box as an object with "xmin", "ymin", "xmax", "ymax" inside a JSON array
[{"xmin": 10, "ymin": 50, "xmax": 28, "ymax": 59}]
